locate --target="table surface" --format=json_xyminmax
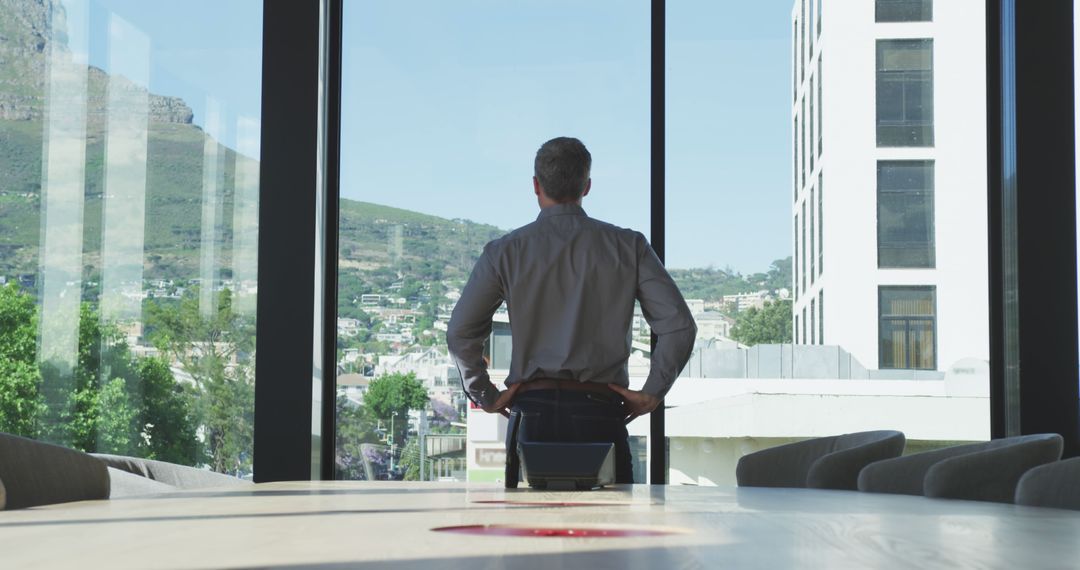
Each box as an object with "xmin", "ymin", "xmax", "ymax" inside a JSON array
[{"xmin": 2, "ymin": 481, "xmax": 1080, "ymax": 569}]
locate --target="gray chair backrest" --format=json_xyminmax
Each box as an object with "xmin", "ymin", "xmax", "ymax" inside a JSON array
[
  {"xmin": 859, "ymin": 433, "xmax": 1063, "ymax": 503},
  {"xmin": 1015, "ymin": 456, "xmax": 1080, "ymax": 510},
  {"xmin": 93, "ymin": 454, "xmax": 250, "ymax": 490},
  {"xmin": 860, "ymin": 434, "xmax": 1064, "ymax": 502},
  {"xmin": 924, "ymin": 433, "xmax": 1062, "ymax": 503},
  {"xmin": 0, "ymin": 432, "xmax": 110, "ymax": 510},
  {"xmin": 736, "ymin": 430, "xmax": 905, "ymax": 490},
  {"xmin": 858, "ymin": 440, "xmax": 991, "ymax": 496}
]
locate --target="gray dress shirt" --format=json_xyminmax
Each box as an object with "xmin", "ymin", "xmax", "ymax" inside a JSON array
[{"xmin": 447, "ymin": 203, "xmax": 697, "ymax": 410}]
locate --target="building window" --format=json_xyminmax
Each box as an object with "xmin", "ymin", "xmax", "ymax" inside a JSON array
[
  {"xmin": 793, "ymin": 118, "xmax": 799, "ymax": 201},
  {"xmin": 818, "ymin": 172, "xmax": 823, "ymax": 275},
  {"xmin": 817, "ymin": 0, "xmax": 822, "ymax": 37},
  {"xmin": 810, "ymin": 298, "xmax": 816, "ymax": 344},
  {"xmin": 801, "ymin": 201, "xmax": 807, "ymax": 292},
  {"xmin": 879, "ymin": 286, "xmax": 936, "ymax": 369},
  {"xmin": 876, "ymin": 39, "xmax": 933, "ymax": 147},
  {"xmin": 817, "ymin": 56, "xmax": 822, "ymax": 155},
  {"xmin": 800, "ymin": 0, "xmax": 805, "ymax": 83},
  {"xmin": 876, "ymin": 0, "xmax": 932, "ymax": 23},
  {"xmin": 810, "ymin": 76, "xmax": 815, "ymax": 171},
  {"xmin": 794, "ymin": 215, "xmax": 799, "ymax": 299},
  {"xmin": 877, "ymin": 161, "xmax": 935, "ymax": 268},
  {"xmin": 818, "ymin": 290, "xmax": 824, "ymax": 344},
  {"xmin": 802, "ymin": 307, "xmax": 808, "ymax": 347},
  {"xmin": 810, "ymin": 186, "xmax": 815, "ymax": 283},
  {"xmin": 801, "ymin": 99, "xmax": 807, "ymax": 186},
  {"xmin": 795, "ymin": 314, "xmax": 800, "ymax": 344}
]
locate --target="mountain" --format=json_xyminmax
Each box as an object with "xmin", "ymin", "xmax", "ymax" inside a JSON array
[{"xmin": 0, "ymin": 0, "xmax": 788, "ymax": 303}]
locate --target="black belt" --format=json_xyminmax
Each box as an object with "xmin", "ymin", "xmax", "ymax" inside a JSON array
[{"xmin": 515, "ymin": 378, "xmax": 617, "ymax": 396}]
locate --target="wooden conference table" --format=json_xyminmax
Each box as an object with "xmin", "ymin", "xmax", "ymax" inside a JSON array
[{"xmin": 2, "ymin": 481, "xmax": 1080, "ymax": 568}]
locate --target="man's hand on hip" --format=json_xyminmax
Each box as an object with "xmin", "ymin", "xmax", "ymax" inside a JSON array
[
  {"xmin": 607, "ymin": 384, "xmax": 661, "ymax": 424},
  {"xmin": 483, "ymin": 383, "xmax": 523, "ymax": 418}
]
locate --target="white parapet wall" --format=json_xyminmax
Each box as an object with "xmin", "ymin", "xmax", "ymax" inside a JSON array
[{"xmin": 629, "ymin": 373, "xmax": 989, "ymax": 486}]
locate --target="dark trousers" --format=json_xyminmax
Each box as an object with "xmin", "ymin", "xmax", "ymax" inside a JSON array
[{"xmin": 505, "ymin": 388, "xmax": 634, "ymax": 485}]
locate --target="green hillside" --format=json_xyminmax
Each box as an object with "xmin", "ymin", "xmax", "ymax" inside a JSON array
[
  {"xmin": 0, "ymin": 102, "xmax": 787, "ymax": 302},
  {"xmin": 0, "ymin": 0, "xmax": 788, "ymax": 303}
]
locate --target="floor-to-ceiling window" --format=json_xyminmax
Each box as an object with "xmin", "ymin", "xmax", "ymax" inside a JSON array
[
  {"xmin": 663, "ymin": 0, "xmax": 988, "ymax": 485},
  {"xmin": 0, "ymin": 0, "xmax": 262, "ymax": 477},
  {"xmin": 334, "ymin": 0, "xmax": 650, "ymax": 482}
]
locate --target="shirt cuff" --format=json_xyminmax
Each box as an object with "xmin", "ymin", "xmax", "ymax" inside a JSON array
[
  {"xmin": 641, "ymin": 376, "xmax": 670, "ymax": 400},
  {"xmin": 469, "ymin": 380, "xmax": 500, "ymax": 411}
]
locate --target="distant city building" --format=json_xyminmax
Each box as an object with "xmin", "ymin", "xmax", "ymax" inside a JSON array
[
  {"xmin": 791, "ymin": 0, "xmax": 989, "ymax": 372},
  {"xmin": 338, "ymin": 317, "xmax": 362, "ymax": 337},
  {"xmin": 693, "ymin": 311, "xmax": 734, "ymax": 340},
  {"xmin": 721, "ymin": 291, "xmax": 771, "ymax": 312}
]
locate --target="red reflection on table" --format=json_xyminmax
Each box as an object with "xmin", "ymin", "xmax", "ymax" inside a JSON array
[
  {"xmin": 431, "ymin": 525, "xmax": 678, "ymax": 538},
  {"xmin": 471, "ymin": 500, "xmax": 623, "ymax": 507}
]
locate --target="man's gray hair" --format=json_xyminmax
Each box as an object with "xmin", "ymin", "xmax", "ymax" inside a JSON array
[{"xmin": 534, "ymin": 137, "xmax": 592, "ymax": 203}]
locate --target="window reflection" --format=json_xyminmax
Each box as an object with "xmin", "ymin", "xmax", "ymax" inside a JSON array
[{"xmin": 0, "ymin": 0, "xmax": 261, "ymax": 477}]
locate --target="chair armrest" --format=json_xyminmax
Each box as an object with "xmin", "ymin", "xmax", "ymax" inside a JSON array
[{"xmin": 93, "ymin": 454, "xmax": 251, "ymax": 490}]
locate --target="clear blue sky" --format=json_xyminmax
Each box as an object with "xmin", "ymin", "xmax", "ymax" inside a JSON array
[
  {"xmin": 341, "ymin": 0, "xmax": 793, "ymax": 273},
  {"xmin": 84, "ymin": 0, "xmax": 792, "ymax": 274},
  {"xmin": 86, "ymin": 0, "xmax": 263, "ymax": 151}
]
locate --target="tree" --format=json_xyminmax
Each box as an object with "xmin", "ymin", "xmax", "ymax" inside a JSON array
[
  {"xmin": 730, "ymin": 300, "xmax": 793, "ymax": 346},
  {"xmin": 39, "ymin": 302, "xmax": 142, "ymax": 455},
  {"xmin": 136, "ymin": 356, "xmax": 199, "ymax": 465},
  {"xmin": 0, "ymin": 286, "xmax": 201, "ymax": 463},
  {"xmin": 145, "ymin": 287, "xmax": 254, "ymax": 475},
  {"xmin": 0, "ymin": 283, "xmax": 44, "ymax": 437},
  {"xmin": 362, "ymin": 372, "xmax": 428, "ymax": 448},
  {"xmin": 335, "ymin": 394, "xmax": 383, "ymax": 479},
  {"xmin": 397, "ymin": 437, "xmax": 421, "ymax": 481}
]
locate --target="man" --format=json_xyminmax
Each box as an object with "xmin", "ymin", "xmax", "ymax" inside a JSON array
[{"xmin": 447, "ymin": 137, "xmax": 696, "ymax": 484}]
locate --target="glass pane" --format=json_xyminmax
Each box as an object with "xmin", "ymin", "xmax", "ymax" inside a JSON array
[
  {"xmin": 337, "ymin": 1, "xmax": 650, "ymax": 483},
  {"xmin": 880, "ymin": 287, "xmax": 936, "ymax": 370},
  {"xmin": 666, "ymin": 0, "xmax": 987, "ymax": 486},
  {"xmin": 0, "ymin": 0, "xmax": 262, "ymax": 477},
  {"xmin": 877, "ymin": 39, "xmax": 934, "ymax": 147},
  {"xmin": 878, "ymin": 161, "xmax": 935, "ymax": 268},
  {"xmin": 876, "ymin": 0, "xmax": 933, "ymax": 23}
]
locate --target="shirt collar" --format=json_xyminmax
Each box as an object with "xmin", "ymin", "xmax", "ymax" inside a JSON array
[{"xmin": 537, "ymin": 202, "xmax": 587, "ymax": 220}]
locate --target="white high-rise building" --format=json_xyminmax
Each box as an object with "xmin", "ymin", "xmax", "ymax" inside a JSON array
[{"xmin": 791, "ymin": 0, "xmax": 989, "ymax": 374}]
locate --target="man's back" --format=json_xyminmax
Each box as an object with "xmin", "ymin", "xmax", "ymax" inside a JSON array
[
  {"xmin": 492, "ymin": 203, "xmax": 643, "ymax": 385},
  {"xmin": 447, "ymin": 202, "xmax": 696, "ymax": 410}
]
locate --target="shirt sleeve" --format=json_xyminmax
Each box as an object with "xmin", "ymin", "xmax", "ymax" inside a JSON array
[
  {"xmin": 635, "ymin": 235, "xmax": 697, "ymax": 398},
  {"xmin": 446, "ymin": 244, "xmax": 505, "ymax": 410}
]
